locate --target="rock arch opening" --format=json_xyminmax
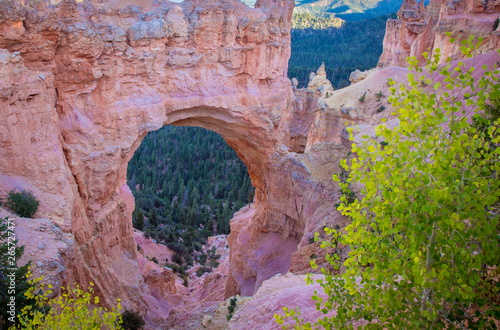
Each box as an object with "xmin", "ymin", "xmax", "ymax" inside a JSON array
[
  {"xmin": 119, "ymin": 105, "xmax": 310, "ymax": 300},
  {"xmin": 126, "ymin": 124, "xmax": 255, "ymax": 255}
]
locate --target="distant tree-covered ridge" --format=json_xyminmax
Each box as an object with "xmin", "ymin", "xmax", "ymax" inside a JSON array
[
  {"xmin": 292, "ymin": 13, "xmax": 344, "ymax": 29},
  {"xmin": 288, "ymin": 13, "xmax": 395, "ymax": 89},
  {"xmin": 127, "ymin": 126, "xmax": 254, "ymax": 260}
]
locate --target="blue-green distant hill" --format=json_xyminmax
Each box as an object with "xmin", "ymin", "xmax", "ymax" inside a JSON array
[
  {"xmin": 294, "ymin": 0, "xmax": 402, "ymax": 21},
  {"xmin": 171, "ymin": 0, "xmax": 401, "ymax": 21}
]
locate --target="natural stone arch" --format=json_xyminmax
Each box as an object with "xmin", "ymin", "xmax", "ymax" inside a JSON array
[
  {"xmin": 155, "ymin": 109, "xmax": 305, "ymax": 298},
  {"xmin": 0, "ymin": 0, "xmax": 347, "ymax": 316}
]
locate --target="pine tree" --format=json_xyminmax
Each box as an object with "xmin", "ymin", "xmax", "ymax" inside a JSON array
[
  {"xmin": 148, "ymin": 209, "xmax": 158, "ymax": 228},
  {"xmin": 133, "ymin": 209, "xmax": 144, "ymax": 231}
]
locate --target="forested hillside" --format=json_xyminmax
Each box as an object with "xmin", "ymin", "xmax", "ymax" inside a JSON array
[
  {"xmin": 288, "ymin": 13, "xmax": 394, "ymax": 88},
  {"xmin": 127, "ymin": 126, "xmax": 254, "ymax": 258}
]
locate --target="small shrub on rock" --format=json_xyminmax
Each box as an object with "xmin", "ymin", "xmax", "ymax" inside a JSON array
[
  {"xmin": 493, "ymin": 18, "xmax": 499, "ymax": 31},
  {"xmin": 121, "ymin": 309, "xmax": 145, "ymax": 330},
  {"xmin": 358, "ymin": 91, "xmax": 366, "ymax": 103},
  {"xmin": 226, "ymin": 297, "xmax": 238, "ymax": 321},
  {"xmin": 6, "ymin": 189, "xmax": 39, "ymax": 218},
  {"xmin": 375, "ymin": 91, "xmax": 385, "ymax": 101},
  {"xmin": 196, "ymin": 266, "xmax": 212, "ymax": 277}
]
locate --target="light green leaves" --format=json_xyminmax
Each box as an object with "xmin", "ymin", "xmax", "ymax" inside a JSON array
[{"xmin": 278, "ymin": 35, "xmax": 500, "ymax": 330}]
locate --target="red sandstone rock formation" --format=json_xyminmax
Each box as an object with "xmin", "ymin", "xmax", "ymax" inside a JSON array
[
  {"xmin": 134, "ymin": 229, "xmax": 174, "ymax": 265},
  {"xmin": 379, "ymin": 0, "xmax": 500, "ymax": 67},
  {"xmin": 228, "ymin": 274, "xmax": 337, "ymax": 330}
]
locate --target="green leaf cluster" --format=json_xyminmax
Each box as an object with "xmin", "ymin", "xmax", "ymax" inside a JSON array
[
  {"xmin": 14, "ymin": 275, "xmax": 123, "ymax": 329},
  {"xmin": 277, "ymin": 36, "xmax": 500, "ymax": 329}
]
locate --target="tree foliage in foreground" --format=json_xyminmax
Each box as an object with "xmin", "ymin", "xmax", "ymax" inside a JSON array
[
  {"xmin": 276, "ymin": 36, "xmax": 500, "ymax": 329},
  {"xmin": 15, "ymin": 275, "xmax": 122, "ymax": 329}
]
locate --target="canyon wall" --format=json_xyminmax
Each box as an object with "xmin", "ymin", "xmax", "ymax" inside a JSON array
[
  {"xmin": 379, "ymin": 0, "xmax": 500, "ymax": 67},
  {"xmin": 0, "ymin": 0, "xmax": 349, "ymax": 319}
]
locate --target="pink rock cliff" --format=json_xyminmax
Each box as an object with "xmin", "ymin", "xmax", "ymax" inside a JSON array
[{"xmin": 379, "ymin": 0, "xmax": 500, "ymax": 67}]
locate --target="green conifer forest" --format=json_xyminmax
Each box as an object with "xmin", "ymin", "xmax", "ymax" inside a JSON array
[
  {"xmin": 288, "ymin": 13, "xmax": 394, "ymax": 88},
  {"xmin": 127, "ymin": 126, "xmax": 254, "ymax": 256}
]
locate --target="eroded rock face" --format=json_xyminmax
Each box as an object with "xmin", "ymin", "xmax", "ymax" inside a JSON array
[
  {"xmin": 378, "ymin": 0, "xmax": 500, "ymax": 67},
  {"xmin": 349, "ymin": 67, "xmax": 380, "ymax": 84},
  {"xmin": 0, "ymin": 0, "xmax": 351, "ymax": 318},
  {"xmin": 228, "ymin": 274, "xmax": 337, "ymax": 330}
]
